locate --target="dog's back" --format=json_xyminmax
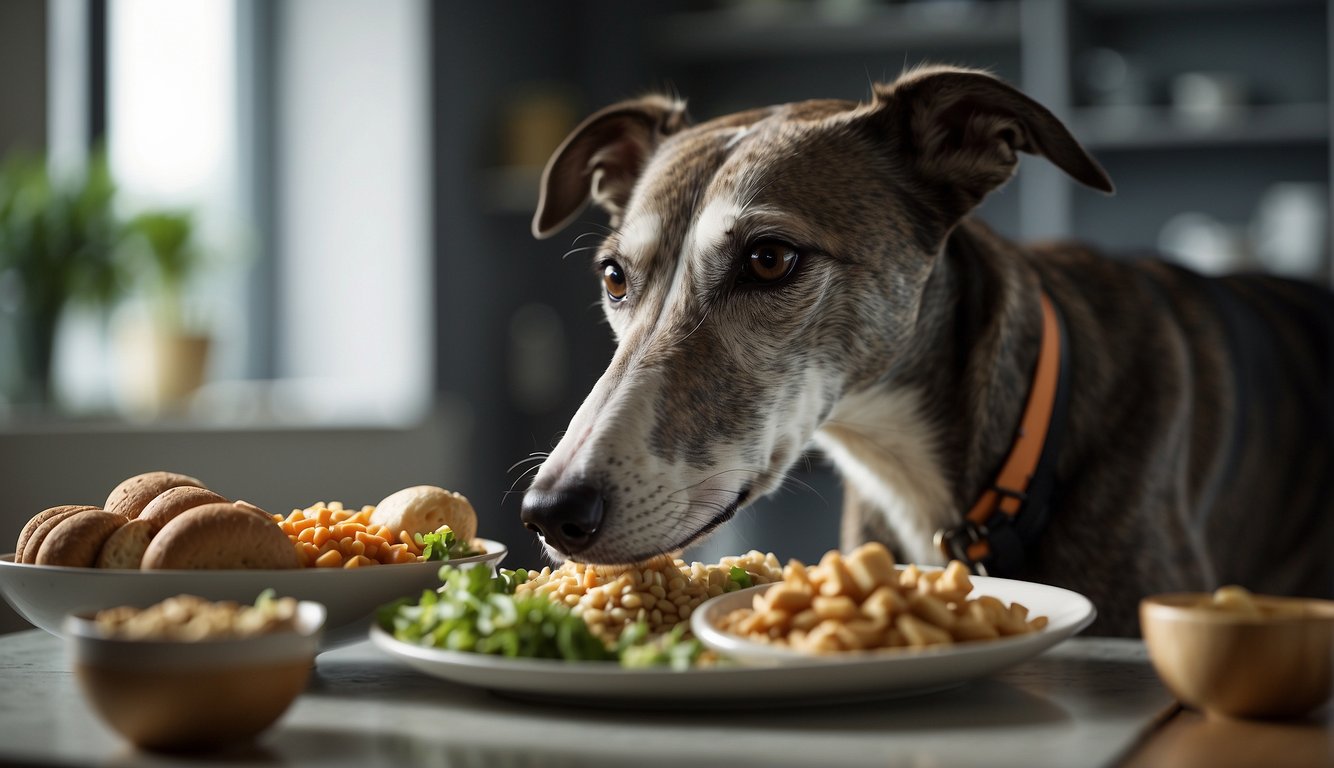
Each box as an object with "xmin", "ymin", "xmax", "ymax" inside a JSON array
[
  {"xmin": 1024, "ymin": 234, "xmax": 1334, "ymax": 617},
  {"xmin": 1178, "ymin": 268, "xmax": 1333, "ymax": 596}
]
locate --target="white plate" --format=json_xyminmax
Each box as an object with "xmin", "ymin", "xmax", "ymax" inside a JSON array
[
  {"xmin": 0, "ymin": 540, "xmax": 505, "ymax": 649},
  {"xmin": 369, "ymin": 575, "xmax": 1095, "ymax": 706}
]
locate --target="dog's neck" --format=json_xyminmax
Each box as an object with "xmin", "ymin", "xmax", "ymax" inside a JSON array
[{"xmin": 813, "ymin": 219, "xmax": 1045, "ymax": 562}]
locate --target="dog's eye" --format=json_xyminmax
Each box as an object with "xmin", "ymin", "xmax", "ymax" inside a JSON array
[
  {"xmin": 603, "ymin": 261, "xmax": 628, "ymax": 302},
  {"xmin": 745, "ymin": 241, "xmax": 799, "ymax": 283}
]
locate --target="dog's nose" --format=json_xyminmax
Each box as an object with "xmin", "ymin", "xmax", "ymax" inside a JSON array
[{"xmin": 521, "ymin": 485, "xmax": 605, "ymax": 554}]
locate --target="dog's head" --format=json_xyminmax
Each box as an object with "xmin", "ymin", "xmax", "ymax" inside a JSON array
[{"xmin": 520, "ymin": 66, "xmax": 1111, "ymax": 563}]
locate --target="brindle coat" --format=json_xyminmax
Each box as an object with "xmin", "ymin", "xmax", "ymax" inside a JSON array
[{"xmin": 522, "ymin": 66, "xmax": 1334, "ymax": 636}]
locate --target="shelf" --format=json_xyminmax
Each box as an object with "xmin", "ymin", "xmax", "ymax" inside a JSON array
[
  {"xmin": 1077, "ymin": 0, "xmax": 1321, "ymax": 14},
  {"xmin": 657, "ymin": 1, "xmax": 1021, "ymax": 60},
  {"xmin": 1071, "ymin": 103, "xmax": 1329, "ymax": 151}
]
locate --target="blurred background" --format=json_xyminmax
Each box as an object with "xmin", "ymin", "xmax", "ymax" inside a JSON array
[{"xmin": 1, "ymin": 0, "xmax": 1329, "ymax": 632}]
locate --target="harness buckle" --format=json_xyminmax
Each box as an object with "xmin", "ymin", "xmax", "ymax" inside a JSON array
[{"xmin": 933, "ymin": 520, "xmax": 990, "ymax": 577}]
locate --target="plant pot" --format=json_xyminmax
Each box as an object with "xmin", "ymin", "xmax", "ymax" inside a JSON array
[
  {"xmin": 3, "ymin": 299, "xmax": 62, "ymax": 406},
  {"xmin": 113, "ymin": 317, "xmax": 211, "ymax": 418}
]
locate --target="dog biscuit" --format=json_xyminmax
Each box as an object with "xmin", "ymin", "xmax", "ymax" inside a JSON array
[
  {"xmin": 21, "ymin": 507, "xmax": 104, "ymax": 564},
  {"xmin": 142, "ymin": 503, "xmax": 299, "ymax": 570},
  {"xmin": 232, "ymin": 500, "xmax": 275, "ymax": 521},
  {"xmin": 34, "ymin": 510, "xmax": 128, "ymax": 568},
  {"xmin": 104, "ymin": 471, "xmax": 205, "ymax": 520},
  {"xmin": 95, "ymin": 518, "xmax": 155, "ymax": 569},
  {"xmin": 137, "ymin": 486, "xmax": 229, "ymax": 533},
  {"xmin": 15, "ymin": 504, "xmax": 99, "ymax": 561}
]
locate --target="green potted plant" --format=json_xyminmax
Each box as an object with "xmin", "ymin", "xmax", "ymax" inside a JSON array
[{"xmin": 0, "ymin": 151, "xmax": 122, "ymax": 407}]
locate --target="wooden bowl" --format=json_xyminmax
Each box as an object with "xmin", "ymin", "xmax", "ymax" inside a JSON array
[
  {"xmin": 1140, "ymin": 593, "xmax": 1334, "ymax": 719},
  {"xmin": 65, "ymin": 601, "xmax": 324, "ymax": 751}
]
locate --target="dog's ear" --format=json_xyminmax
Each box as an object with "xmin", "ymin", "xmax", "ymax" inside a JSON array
[
  {"xmin": 872, "ymin": 67, "xmax": 1113, "ymax": 220},
  {"xmin": 533, "ymin": 95, "xmax": 689, "ymax": 240}
]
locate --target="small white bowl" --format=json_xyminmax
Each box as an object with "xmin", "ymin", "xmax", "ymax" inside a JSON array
[
  {"xmin": 66, "ymin": 600, "xmax": 324, "ymax": 751},
  {"xmin": 691, "ymin": 579, "xmax": 1096, "ymax": 670},
  {"xmin": 0, "ymin": 539, "xmax": 505, "ymax": 648}
]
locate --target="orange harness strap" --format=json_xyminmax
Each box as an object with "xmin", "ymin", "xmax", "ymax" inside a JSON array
[{"xmin": 936, "ymin": 292, "xmax": 1063, "ymax": 571}]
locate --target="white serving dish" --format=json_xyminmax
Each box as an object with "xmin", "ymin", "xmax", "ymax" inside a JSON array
[
  {"xmin": 691, "ymin": 577, "xmax": 1096, "ymax": 671},
  {"xmin": 370, "ymin": 574, "xmax": 1095, "ymax": 706},
  {"xmin": 0, "ymin": 539, "xmax": 505, "ymax": 648}
]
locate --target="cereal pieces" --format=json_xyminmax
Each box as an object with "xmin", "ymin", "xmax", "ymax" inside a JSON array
[
  {"xmin": 514, "ymin": 551, "xmax": 785, "ymax": 644},
  {"xmin": 714, "ymin": 543, "xmax": 1048, "ymax": 654},
  {"xmin": 93, "ymin": 594, "xmax": 299, "ymax": 641},
  {"xmin": 277, "ymin": 502, "xmax": 422, "ymax": 568}
]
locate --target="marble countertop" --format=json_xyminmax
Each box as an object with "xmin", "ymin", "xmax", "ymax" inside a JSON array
[{"xmin": 0, "ymin": 631, "xmax": 1173, "ymax": 768}]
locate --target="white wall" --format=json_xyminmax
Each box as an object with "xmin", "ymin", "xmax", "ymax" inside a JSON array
[{"xmin": 276, "ymin": 0, "xmax": 432, "ymax": 425}]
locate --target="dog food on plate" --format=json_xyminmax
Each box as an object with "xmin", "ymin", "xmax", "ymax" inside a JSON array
[
  {"xmin": 713, "ymin": 542, "xmax": 1047, "ymax": 653},
  {"xmin": 514, "ymin": 550, "xmax": 785, "ymax": 643}
]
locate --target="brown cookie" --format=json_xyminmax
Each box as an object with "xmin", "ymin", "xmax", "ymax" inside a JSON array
[
  {"xmin": 232, "ymin": 500, "xmax": 276, "ymax": 521},
  {"xmin": 104, "ymin": 471, "xmax": 206, "ymax": 520},
  {"xmin": 138, "ymin": 487, "xmax": 230, "ymax": 533},
  {"xmin": 21, "ymin": 507, "xmax": 101, "ymax": 564},
  {"xmin": 15, "ymin": 504, "xmax": 99, "ymax": 561},
  {"xmin": 142, "ymin": 503, "xmax": 299, "ymax": 570},
  {"xmin": 95, "ymin": 519, "xmax": 155, "ymax": 569},
  {"xmin": 35, "ymin": 511, "xmax": 127, "ymax": 568}
]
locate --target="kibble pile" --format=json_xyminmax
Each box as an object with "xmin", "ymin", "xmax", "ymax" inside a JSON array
[{"xmin": 514, "ymin": 550, "xmax": 784, "ymax": 643}]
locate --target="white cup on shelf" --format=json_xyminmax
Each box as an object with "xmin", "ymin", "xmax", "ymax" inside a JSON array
[{"xmin": 1251, "ymin": 183, "xmax": 1329, "ymax": 279}]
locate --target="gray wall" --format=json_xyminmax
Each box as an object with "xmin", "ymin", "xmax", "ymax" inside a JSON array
[{"xmin": 0, "ymin": 0, "xmax": 47, "ymax": 155}]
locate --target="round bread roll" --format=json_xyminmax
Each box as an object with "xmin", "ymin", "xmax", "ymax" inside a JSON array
[
  {"xmin": 21, "ymin": 507, "xmax": 103, "ymax": 564},
  {"xmin": 142, "ymin": 503, "xmax": 299, "ymax": 570},
  {"xmin": 104, "ymin": 471, "xmax": 205, "ymax": 520},
  {"xmin": 371, "ymin": 485, "xmax": 477, "ymax": 543},
  {"xmin": 138, "ymin": 486, "xmax": 229, "ymax": 533},
  {"xmin": 15, "ymin": 505, "xmax": 99, "ymax": 561},
  {"xmin": 35, "ymin": 510, "xmax": 127, "ymax": 567},
  {"xmin": 96, "ymin": 519, "xmax": 155, "ymax": 569}
]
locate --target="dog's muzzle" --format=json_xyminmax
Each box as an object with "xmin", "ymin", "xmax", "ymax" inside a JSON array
[{"xmin": 520, "ymin": 485, "xmax": 605, "ymax": 556}]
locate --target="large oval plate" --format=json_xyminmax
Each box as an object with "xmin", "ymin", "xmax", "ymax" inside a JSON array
[{"xmin": 369, "ymin": 575, "xmax": 1095, "ymax": 706}]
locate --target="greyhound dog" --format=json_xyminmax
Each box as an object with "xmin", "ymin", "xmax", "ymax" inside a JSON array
[{"xmin": 519, "ymin": 66, "xmax": 1334, "ymax": 636}]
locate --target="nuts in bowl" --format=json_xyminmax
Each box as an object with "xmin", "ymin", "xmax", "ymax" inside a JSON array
[
  {"xmin": 692, "ymin": 543, "xmax": 1062, "ymax": 665},
  {"xmin": 66, "ymin": 593, "xmax": 323, "ymax": 751},
  {"xmin": 1140, "ymin": 586, "xmax": 1334, "ymax": 719}
]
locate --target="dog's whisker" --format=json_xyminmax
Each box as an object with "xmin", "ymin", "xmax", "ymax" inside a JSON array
[
  {"xmin": 506, "ymin": 455, "xmax": 548, "ymax": 474},
  {"xmin": 664, "ymin": 468, "xmax": 763, "ymax": 500},
  {"xmin": 504, "ymin": 464, "xmax": 545, "ymax": 495},
  {"xmin": 562, "ymin": 245, "xmax": 600, "ymax": 261},
  {"xmin": 570, "ymin": 231, "xmax": 606, "ymax": 245}
]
